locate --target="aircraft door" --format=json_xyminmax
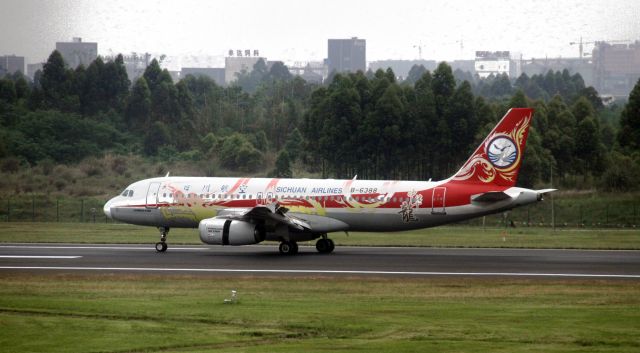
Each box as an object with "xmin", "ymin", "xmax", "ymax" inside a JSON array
[
  {"xmin": 257, "ymin": 192, "xmax": 264, "ymax": 205},
  {"xmin": 431, "ymin": 187, "xmax": 446, "ymax": 215},
  {"xmin": 146, "ymin": 182, "xmax": 161, "ymax": 209}
]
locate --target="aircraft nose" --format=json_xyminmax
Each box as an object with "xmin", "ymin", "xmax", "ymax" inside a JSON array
[{"xmin": 103, "ymin": 199, "xmax": 113, "ymax": 219}]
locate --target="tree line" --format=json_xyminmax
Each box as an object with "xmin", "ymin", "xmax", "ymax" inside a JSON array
[{"xmin": 0, "ymin": 50, "xmax": 639, "ymax": 191}]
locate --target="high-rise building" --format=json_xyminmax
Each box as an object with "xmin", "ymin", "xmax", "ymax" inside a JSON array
[
  {"xmin": 27, "ymin": 63, "xmax": 44, "ymax": 78},
  {"xmin": 55, "ymin": 37, "xmax": 97, "ymax": 69},
  {"xmin": 592, "ymin": 41, "xmax": 640, "ymax": 98},
  {"xmin": 327, "ymin": 37, "xmax": 366, "ymax": 74},
  {"xmin": 0, "ymin": 55, "xmax": 25, "ymax": 75}
]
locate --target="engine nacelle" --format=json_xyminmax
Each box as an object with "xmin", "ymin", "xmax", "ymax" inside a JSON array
[{"xmin": 198, "ymin": 218, "xmax": 265, "ymax": 245}]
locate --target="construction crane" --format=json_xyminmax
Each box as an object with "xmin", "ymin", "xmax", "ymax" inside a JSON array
[
  {"xmin": 413, "ymin": 42, "xmax": 424, "ymax": 60},
  {"xmin": 570, "ymin": 38, "xmax": 631, "ymax": 58}
]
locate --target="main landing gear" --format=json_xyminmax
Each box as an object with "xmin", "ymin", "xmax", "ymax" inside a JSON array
[
  {"xmin": 315, "ymin": 236, "xmax": 335, "ymax": 254},
  {"xmin": 278, "ymin": 235, "xmax": 335, "ymax": 255},
  {"xmin": 155, "ymin": 227, "xmax": 169, "ymax": 252},
  {"xmin": 279, "ymin": 241, "xmax": 299, "ymax": 255}
]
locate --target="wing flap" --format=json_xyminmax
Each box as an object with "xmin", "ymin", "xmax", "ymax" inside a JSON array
[{"xmin": 216, "ymin": 203, "xmax": 310, "ymax": 230}]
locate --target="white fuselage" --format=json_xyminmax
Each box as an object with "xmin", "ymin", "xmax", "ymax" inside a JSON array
[{"xmin": 104, "ymin": 176, "xmax": 540, "ymax": 233}]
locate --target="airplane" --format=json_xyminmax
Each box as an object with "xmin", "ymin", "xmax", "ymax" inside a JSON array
[{"xmin": 103, "ymin": 108, "xmax": 555, "ymax": 255}]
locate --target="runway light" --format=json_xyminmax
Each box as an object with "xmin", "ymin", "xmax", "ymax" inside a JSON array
[{"xmin": 224, "ymin": 290, "xmax": 238, "ymax": 304}]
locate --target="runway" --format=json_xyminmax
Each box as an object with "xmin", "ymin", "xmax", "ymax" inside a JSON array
[{"xmin": 1, "ymin": 243, "xmax": 639, "ymax": 279}]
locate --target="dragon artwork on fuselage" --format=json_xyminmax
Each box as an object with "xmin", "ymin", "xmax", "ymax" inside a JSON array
[{"xmin": 153, "ymin": 177, "xmax": 431, "ymax": 225}]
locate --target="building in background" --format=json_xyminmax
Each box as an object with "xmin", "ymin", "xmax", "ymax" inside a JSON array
[
  {"xmin": 181, "ymin": 67, "xmax": 225, "ymax": 85},
  {"xmin": 26, "ymin": 63, "xmax": 44, "ymax": 78},
  {"xmin": 327, "ymin": 37, "xmax": 366, "ymax": 74},
  {"xmin": 592, "ymin": 41, "xmax": 640, "ymax": 98},
  {"xmin": 474, "ymin": 51, "xmax": 521, "ymax": 78},
  {"xmin": 288, "ymin": 61, "xmax": 327, "ymax": 83},
  {"xmin": 449, "ymin": 60, "xmax": 476, "ymax": 74},
  {"xmin": 521, "ymin": 57, "xmax": 593, "ymax": 86},
  {"xmin": 0, "ymin": 55, "xmax": 25, "ymax": 75},
  {"xmin": 55, "ymin": 37, "xmax": 97, "ymax": 69},
  {"xmin": 224, "ymin": 49, "xmax": 264, "ymax": 84},
  {"xmin": 368, "ymin": 59, "xmax": 437, "ymax": 80}
]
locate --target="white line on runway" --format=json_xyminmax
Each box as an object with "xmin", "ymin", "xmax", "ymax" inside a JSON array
[
  {"xmin": 0, "ymin": 256, "xmax": 81, "ymax": 259},
  {"xmin": 0, "ymin": 244, "xmax": 638, "ymax": 253},
  {"xmin": 0, "ymin": 245, "xmax": 207, "ymax": 251},
  {"xmin": 0, "ymin": 266, "xmax": 638, "ymax": 278}
]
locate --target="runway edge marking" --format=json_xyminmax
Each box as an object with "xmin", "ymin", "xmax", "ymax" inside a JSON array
[{"xmin": 1, "ymin": 266, "xmax": 639, "ymax": 279}]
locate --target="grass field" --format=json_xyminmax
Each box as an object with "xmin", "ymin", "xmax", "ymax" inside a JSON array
[
  {"xmin": 0, "ymin": 222, "xmax": 639, "ymax": 249},
  {"xmin": 0, "ymin": 274, "xmax": 638, "ymax": 352}
]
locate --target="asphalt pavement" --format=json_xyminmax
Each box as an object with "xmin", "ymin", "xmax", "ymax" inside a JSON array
[{"xmin": 1, "ymin": 243, "xmax": 639, "ymax": 279}]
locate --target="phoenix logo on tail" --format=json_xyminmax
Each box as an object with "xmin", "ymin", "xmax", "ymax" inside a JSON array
[{"xmin": 452, "ymin": 108, "xmax": 531, "ymax": 186}]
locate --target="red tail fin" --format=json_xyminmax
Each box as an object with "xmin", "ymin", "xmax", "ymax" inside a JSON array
[{"xmin": 449, "ymin": 108, "xmax": 533, "ymax": 187}]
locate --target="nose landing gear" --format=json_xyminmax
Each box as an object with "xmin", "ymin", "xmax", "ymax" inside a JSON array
[{"xmin": 155, "ymin": 227, "xmax": 169, "ymax": 252}]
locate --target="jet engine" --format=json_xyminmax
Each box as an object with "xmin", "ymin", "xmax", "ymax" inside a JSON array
[{"xmin": 198, "ymin": 218, "xmax": 265, "ymax": 245}]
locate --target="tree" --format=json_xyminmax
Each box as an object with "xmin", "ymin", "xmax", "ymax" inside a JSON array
[
  {"xmin": 39, "ymin": 50, "xmax": 78, "ymax": 111},
  {"xmin": 143, "ymin": 121, "xmax": 171, "ymax": 156},
  {"xmin": 509, "ymin": 89, "xmax": 527, "ymax": 108},
  {"xmin": 600, "ymin": 152, "xmax": 640, "ymax": 191},
  {"xmin": 579, "ymin": 86, "xmax": 603, "ymax": 110},
  {"xmin": 268, "ymin": 61, "xmax": 292, "ymax": 81},
  {"xmin": 404, "ymin": 64, "xmax": 426, "ymax": 85},
  {"xmin": 574, "ymin": 116, "xmax": 602, "ymax": 176},
  {"xmin": 7, "ymin": 110, "xmax": 121, "ymax": 163},
  {"xmin": 490, "ymin": 73, "xmax": 512, "ymax": 97},
  {"xmin": 446, "ymin": 81, "xmax": 476, "ymax": 162},
  {"xmin": 432, "ymin": 62, "xmax": 455, "ymax": 118},
  {"xmin": 0, "ymin": 79, "xmax": 17, "ymax": 103},
  {"xmin": 284, "ymin": 128, "xmax": 303, "ymax": 161},
  {"xmin": 618, "ymin": 78, "xmax": 640, "ymax": 152},
  {"xmin": 219, "ymin": 133, "xmax": 263, "ymax": 171},
  {"xmin": 572, "ymin": 96, "xmax": 595, "ymax": 123},
  {"xmin": 143, "ymin": 59, "xmax": 165, "ymax": 92},
  {"xmin": 125, "ymin": 77, "xmax": 151, "ymax": 131},
  {"xmin": 274, "ymin": 150, "xmax": 292, "ymax": 178}
]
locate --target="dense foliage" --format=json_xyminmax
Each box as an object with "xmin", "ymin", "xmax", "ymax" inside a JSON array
[{"xmin": 1, "ymin": 51, "xmax": 639, "ymax": 192}]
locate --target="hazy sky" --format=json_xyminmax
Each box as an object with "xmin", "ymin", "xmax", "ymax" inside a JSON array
[{"xmin": 1, "ymin": 0, "xmax": 639, "ymax": 68}]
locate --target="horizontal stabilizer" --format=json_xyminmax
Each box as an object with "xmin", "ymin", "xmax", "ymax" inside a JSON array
[
  {"xmin": 535, "ymin": 188, "xmax": 557, "ymax": 201},
  {"xmin": 471, "ymin": 191, "xmax": 512, "ymax": 203},
  {"xmin": 536, "ymin": 189, "xmax": 557, "ymax": 195}
]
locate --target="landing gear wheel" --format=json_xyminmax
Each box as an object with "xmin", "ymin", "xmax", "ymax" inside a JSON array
[
  {"xmin": 316, "ymin": 238, "xmax": 334, "ymax": 254},
  {"xmin": 327, "ymin": 238, "xmax": 335, "ymax": 253},
  {"xmin": 279, "ymin": 241, "xmax": 299, "ymax": 255},
  {"xmin": 155, "ymin": 242, "xmax": 167, "ymax": 252},
  {"xmin": 156, "ymin": 227, "xmax": 169, "ymax": 253}
]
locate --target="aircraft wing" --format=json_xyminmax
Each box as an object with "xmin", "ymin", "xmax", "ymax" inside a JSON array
[{"xmin": 215, "ymin": 203, "xmax": 311, "ymax": 231}]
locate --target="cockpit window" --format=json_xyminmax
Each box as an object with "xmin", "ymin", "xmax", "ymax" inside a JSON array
[
  {"xmin": 121, "ymin": 189, "xmax": 129, "ymax": 196},
  {"xmin": 128, "ymin": 190, "xmax": 134, "ymax": 197}
]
